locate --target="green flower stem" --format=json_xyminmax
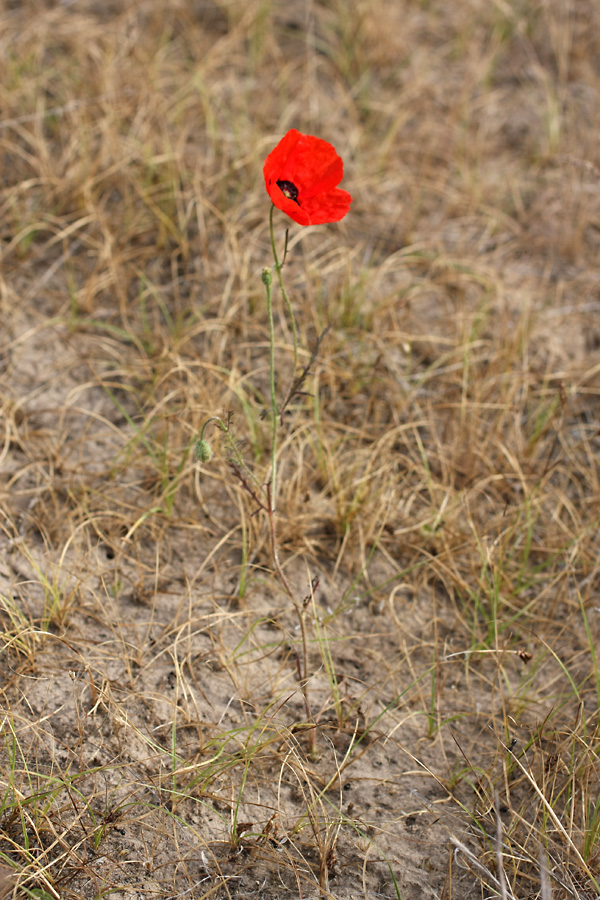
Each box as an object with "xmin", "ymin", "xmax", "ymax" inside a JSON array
[
  {"xmin": 269, "ymin": 203, "xmax": 298, "ymax": 374},
  {"xmin": 262, "ymin": 266, "xmax": 278, "ymax": 512},
  {"xmin": 264, "ymin": 210, "xmax": 315, "ymax": 755}
]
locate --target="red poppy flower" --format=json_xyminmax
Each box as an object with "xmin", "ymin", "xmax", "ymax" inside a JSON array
[{"xmin": 263, "ymin": 128, "xmax": 352, "ymax": 226}]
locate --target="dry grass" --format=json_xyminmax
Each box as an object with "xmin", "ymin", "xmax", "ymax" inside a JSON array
[{"xmin": 1, "ymin": 0, "xmax": 600, "ymax": 898}]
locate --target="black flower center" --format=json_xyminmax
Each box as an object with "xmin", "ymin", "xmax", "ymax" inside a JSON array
[{"xmin": 276, "ymin": 179, "xmax": 300, "ymax": 205}]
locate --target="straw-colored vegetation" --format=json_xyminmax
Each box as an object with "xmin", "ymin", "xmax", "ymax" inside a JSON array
[{"xmin": 1, "ymin": 0, "xmax": 599, "ymax": 898}]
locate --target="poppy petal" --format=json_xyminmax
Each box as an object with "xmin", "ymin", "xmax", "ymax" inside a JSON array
[
  {"xmin": 263, "ymin": 128, "xmax": 302, "ymax": 186},
  {"xmin": 282, "ymin": 137, "xmax": 343, "ymax": 194},
  {"xmin": 265, "ymin": 180, "xmax": 310, "ymax": 224},
  {"xmin": 300, "ymin": 188, "xmax": 352, "ymax": 225}
]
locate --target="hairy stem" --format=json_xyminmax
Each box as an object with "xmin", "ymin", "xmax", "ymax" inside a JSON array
[
  {"xmin": 269, "ymin": 202, "xmax": 298, "ymax": 373},
  {"xmin": 262, "ymin": 266, "xmax": 279, "ymax": 513}
]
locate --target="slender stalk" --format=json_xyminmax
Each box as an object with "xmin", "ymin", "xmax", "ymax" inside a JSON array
[
  {"xmin": 264, "ymin": 215, "xmax": 317, "ymax": 758},
  {"xmin": 269, "ymin": 203, "xmax": 298, "ymax": 374},
  {"xmin": 261, "ymin": 267, "xmax": 279, "ymax": 514}
]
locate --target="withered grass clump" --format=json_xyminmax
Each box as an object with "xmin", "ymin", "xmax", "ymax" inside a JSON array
[{"xmin": 1, "ymin": 1, "xmax": 599, "ymax": 898}]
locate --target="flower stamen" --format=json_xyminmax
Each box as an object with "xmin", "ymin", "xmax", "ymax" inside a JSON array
[{"xmin": 276, "ymin": 179, "xmax": 300, "ymax": 205}]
